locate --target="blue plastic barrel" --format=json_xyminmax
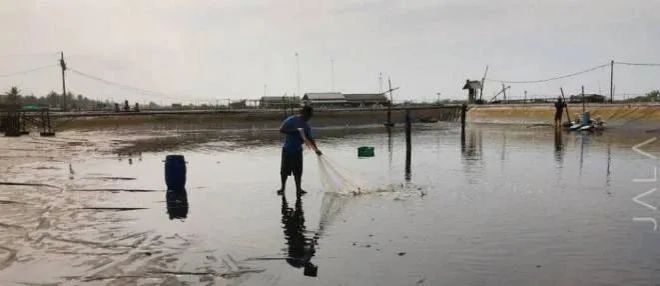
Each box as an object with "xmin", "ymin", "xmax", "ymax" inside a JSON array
[
  {"xmin": 165, "ymin": 155, "xmax": 186, "ymax": 191},
  {"xmin": 582, "ymin": 111, "xmax": 591, "ymax": 125}
]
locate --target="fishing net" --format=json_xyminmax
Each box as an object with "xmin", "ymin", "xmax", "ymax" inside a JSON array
[{"xmin": 316, "ymin": 155, "xmax": 367, "ymax": 195}]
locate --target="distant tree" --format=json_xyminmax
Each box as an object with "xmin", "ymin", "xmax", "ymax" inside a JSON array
[
  {"xmin": 646, "ymin": 90, "xmax": 659, "ymax": 101},
  {"xmin": 4, "ymin": 86, "xmax": 21, "ymax": 104},
  {"xmin": 47, "ymin": 90, "xmax": 58, "ymax": 107}
]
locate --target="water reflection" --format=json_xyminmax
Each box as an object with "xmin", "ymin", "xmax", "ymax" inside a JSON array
[
  {"xmin": 606, "ymin": 144, "xmax": 612, "ymax": 187},
  {"xmin": 164, "ymin": 154, "xmax": 188, "ymax": 220},
  {"xmin": 280, "ymin": 193, "xmax": 318, "ymax": 277},
  {"xmin": 166, "ymin": 190, "xmax": 189, "ymax": 220},
  {"xmin": 461, "ymin": 128, "xmax": 482, "ymax": 160},
  {"xmin": 554, "ymin": 128, "xmax": 565, "ymax": 166},
  {"xmin": 405, "ymin": 144, "xmax": 412, "ymax": 182},
  {"xmin": 460, "ymin": 128, "xmax": 484, "ymax": 184}
]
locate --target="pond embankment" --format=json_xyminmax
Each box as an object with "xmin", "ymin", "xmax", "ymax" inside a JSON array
[
  {"xmin": 53, "ymin": 107, "xmax": 463, "ymax": 130},
  {"xmin": 468, "ymin": 103, "xmax": 660, "ymax": 132}
]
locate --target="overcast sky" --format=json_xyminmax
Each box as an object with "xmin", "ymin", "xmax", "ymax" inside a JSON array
[{"xmin": 1, "ymin": 0, "xmax": 659, "ymax": 104}]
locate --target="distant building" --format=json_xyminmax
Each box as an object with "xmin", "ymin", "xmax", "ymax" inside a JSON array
[
  {"xmin": 569, "ymin": 94, "xmax": 606, "ymax": 103},
  {"xmin": 344, "ymin": 93, "xmax": 389, "ymax": 107},
  {"xmin": 229, "ymin": 100, "xmax": 247, "ymax": 109},
  {"xmin": 302, "ymin": 92, "xmax": 347, "ymax": 107},
  {"xmin": 260, "ymin": 96, "xmax": 300, "ymax": 108},
  {"xmin": 462, "ymin": 79, "xmax": 482, "ymax": 104},
  {"xmin": 171, "ymin": 103, "xmax": 183, "ymax": 110}
]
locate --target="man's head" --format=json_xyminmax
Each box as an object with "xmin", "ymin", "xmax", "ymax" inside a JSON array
[{"xmin": 300, "ymin": 105, "xmax": 314, "ymax": 121}]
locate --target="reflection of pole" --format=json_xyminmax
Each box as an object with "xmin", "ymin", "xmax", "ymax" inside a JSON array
[
  {"xmin": 387, "ymin": 127, "xmax": 393, "ymax": 175},
  {"xmin": 405, "ymin": 110, "xmax": 411, "ymax": 181},
  {"xmin": 606, "ymin": 144, "xmax": 612, "ymax": 187},
  {"xmin": 461, "ymin": 103, "xmax": 467, "ymax": 134}
]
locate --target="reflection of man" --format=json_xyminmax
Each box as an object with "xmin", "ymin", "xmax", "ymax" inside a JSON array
[
  {"xmin": 281, "ymin": 193, "xmax": 318, "ymax": 277},
  {"xmin": 554, "ymin": 128, "xmax": 564, "ymax": 165},
  {"xmin": 278, "ymin": 106, "xmax": 322, "ymax": 195},
  {"xmin": 166, "ymin": 190, "xmax": 189, "ymax": 220}
]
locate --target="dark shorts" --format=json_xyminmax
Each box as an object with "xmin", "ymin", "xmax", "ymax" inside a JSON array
[
  {"xmin": 281, "ymin": 149, "xmax": 303, "ymax": 177},
  {"xmin": 554, "ymin": 110, "xmax": 563, "ymax": 121}
]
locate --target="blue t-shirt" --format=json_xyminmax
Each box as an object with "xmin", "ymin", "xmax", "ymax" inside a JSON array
[{"xmin": 281, "ymin": 115, "xmax": 312, "ymax": 152}]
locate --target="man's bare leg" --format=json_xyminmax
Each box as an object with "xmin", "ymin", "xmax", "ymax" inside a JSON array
[
  {"xmin": 294, "ymin": 174, "xmax": 306, "ymax": 195},
  {"xmin": 278, "ymin": 174, "xmax": 287, "ymax": 195}
]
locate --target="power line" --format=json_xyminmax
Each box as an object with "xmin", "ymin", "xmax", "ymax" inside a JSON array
[
  {"xmin": 0, "ymin": 64, "xmax": 58, "ymax": 78},
  {"xmin": 485, "ymin": 63, "xmax": 610, "ymax": 84},
  {"xmin": 68, "ymin": 67, "xmax": 179, "ymax": 100},
  {"xmin": 615, "ymin": 61, "xmax": 660, "ymax": 67}
]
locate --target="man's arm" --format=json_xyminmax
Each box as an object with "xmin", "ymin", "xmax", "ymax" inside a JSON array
[
  {"xmin": 279, "ymin": 118, "xmax": 298, "ymax": 134},
  {"xmin": 298, "ymin": 128, "xmax": 322, "ymax": 155}
]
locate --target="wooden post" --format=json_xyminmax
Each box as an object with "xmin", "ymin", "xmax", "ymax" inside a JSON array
[
  {"xmin": 405, "ymin": 109, "xmax": 411, "ymax": 181},
  {"xmin": 560, "ymin": 87, "xmax": 571, "ymax": 123},
  {"xmin": 581, "ymin": 85, "xmax": 585, "ymax": 113},
  {"xmin": 501, "ymin": 84, "xmax": 507, "ymax": 103},
  {"xmin": 60, "ymin": 52, "xmax": 67, "ymax": 111},
  {"xmin": 386, "ymin": 78, "xmax": 393, "ymax": 126}
]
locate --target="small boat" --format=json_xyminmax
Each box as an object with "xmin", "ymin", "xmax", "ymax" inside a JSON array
[{"xmin": 569, "ymin": 122, "xmax": 583, "ymax": 130}]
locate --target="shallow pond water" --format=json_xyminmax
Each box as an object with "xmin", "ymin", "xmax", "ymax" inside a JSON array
[{"xmin": 1, "ymin": 123, "xmax": 660, "ymax": 285}]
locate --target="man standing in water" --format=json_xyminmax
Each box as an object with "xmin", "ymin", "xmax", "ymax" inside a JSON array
[
  {"xmin": 278, "ymin": 106, "xmax": 322, "ymax": 195},
  {"xmin": 554, "ymin": 97, "xmax": 567, "ymax": 127}
]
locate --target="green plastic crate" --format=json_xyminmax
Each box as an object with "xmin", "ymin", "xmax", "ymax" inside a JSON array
[{"xmin": 357, "ymin": 146, "xmax": 375, "ymax": 157}]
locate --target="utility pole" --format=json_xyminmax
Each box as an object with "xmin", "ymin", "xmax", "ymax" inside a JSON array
[
  {"xmin": 501, "ymin": 83, "xmax": 507, "ymax": 103},
  {"xmin": 387, "ymin": 78, "xmax": 393, "ymax": 126},
  {"xmin": 379, "ymin": 72, "xmax": 383, "ymax": 93},
  {"xmin": 60, "ymin": 52, "xmax": 67, "ymax": 111},
  {"xmin": 295, "ymin": 52, "xmax": 300, "ymax": 96},
  {"xmin": 609, "ymin": 60, "xmax": 614, "ymax": 103},
  {"xmin": 582, "ymin": 85, "xmax": 585, "ymax": 113},
  {"xmin": 330, "ymin": 59, "xmax": 335, "ymax": 91}
]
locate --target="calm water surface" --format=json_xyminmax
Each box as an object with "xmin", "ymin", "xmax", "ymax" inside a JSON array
[{"xmin": 57, "ymin": 124, "xmax": 660, "ymax": 285}]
